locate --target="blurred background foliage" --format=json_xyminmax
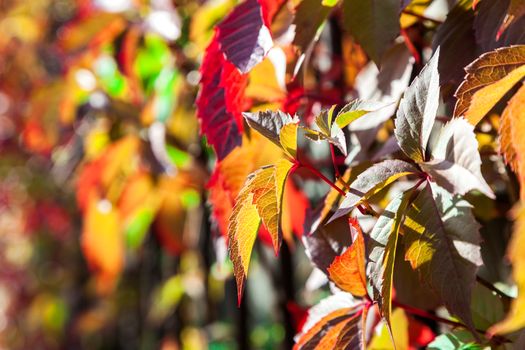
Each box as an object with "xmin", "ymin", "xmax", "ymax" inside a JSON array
[{"xmin": 0, "ymin": 0, "xmax": 320, "ymax": 348}]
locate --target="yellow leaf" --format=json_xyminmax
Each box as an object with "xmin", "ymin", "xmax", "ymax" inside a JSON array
[
  {"xmin": 369, "ymin": 309, "xmax": 409, "ymax": 350},
  {"xmin": 489, "ymin": 204, "xmax": 525, "ymax": 335},
  {"xmin": 499, "ymin": 83, "xmax": 525, "ymax": 200},
  {"xmin": 279, "ymin": 123, "xmax": 298, "ymax": 159},
  {"xmin": 228, "ymin": 159, "xmax": 295, "ymax": 301},
  {"xmin": 454, "ymin": 45, "xmax": 525, "ymax": 125},
  {"xmin": 81, "ymin": 196, "xmax": 123, "ymax": 294},
  {"xmin": 245, "ymin": 56, "xmax": 286, "ymax": 102}
]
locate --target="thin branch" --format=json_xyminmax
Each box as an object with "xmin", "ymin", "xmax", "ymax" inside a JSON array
[{"xmin": 476, "ymin": 275, "xmax": 511, "ymax": 300}]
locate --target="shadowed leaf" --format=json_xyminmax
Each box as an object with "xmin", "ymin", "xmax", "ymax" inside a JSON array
[
  {"xmin": 403, "ymin": 182, "xmax": 482, "ymax": 332},
  {"xmin": 421, "ymin": 118, "xmax": 494, "ymax": 198}
]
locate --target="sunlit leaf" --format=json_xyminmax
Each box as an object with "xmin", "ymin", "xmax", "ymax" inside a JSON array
[
  {"xmin": 453, "ymin": 45, "xmax": 525, "ymax": 125},
  {"xmin": 499, "ymin": 83, "xmax": 525, "ymax": 199},
  {"xmin": 366, "ymin": 191, "xmax": 411, "ymax": 326},
  {"xmin": 243, "ymin": 110, "xmax": 299, "ymax": 158},
  {"xmin": 217, "ymin": 0, "xmax": 274, "ymax": 73},
  {"xmin": 327, "ymin": 219, "xmax": 367, "ymax": 297},
  {"xmin": 489, "ymin": 204, "xmax": 525, "ymax": 335},
  {"xmin": 293, "ymin": 292, "xmax": 365, "ymax": 350},
  {"xmin": 228, "ymin": 159, "xmax": 295, "ymax": 301},
  {"xmin": 394, "ymin": 48, "xmax": 440, "ymax": 163}
]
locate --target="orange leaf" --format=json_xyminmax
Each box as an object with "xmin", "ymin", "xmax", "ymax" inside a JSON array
[{"xmin": 327, "ymin": 219, "xmax": 367, "ymax": 297}]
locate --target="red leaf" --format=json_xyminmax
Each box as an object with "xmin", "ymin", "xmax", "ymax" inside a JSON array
[
  {"xmin": 196, "ymin": 35, "xmax": 249, "ymax": 159},
  {"xmin": 217, "ymin": 0, "xmax": 275, "ymax": 74}
]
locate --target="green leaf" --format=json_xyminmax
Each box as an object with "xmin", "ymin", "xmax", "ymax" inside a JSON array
[
  {"xmin": 334, "ymin": 99, "xmax": 389, "ymax": 129},
  {"xmin": 330, "ymin": 160, "xmax": 419, "ymax": 222},
  {"xmin": 421, "ymin": 117, "xmax": 494, "ymax": 198},
  {"xmin": 403, "ymin": 181, "xmax": 482, "ymax": 332},
  {"xmin": 366, "ymin": 191, "xmax": 411, "ymax": 327},
  {"xmin": 394, "ymin": 48, "xmax": 441, "ymax": 163},
  {"xmin": 342, "ymin": 0, "xmax": 400, "ymax": 65}
]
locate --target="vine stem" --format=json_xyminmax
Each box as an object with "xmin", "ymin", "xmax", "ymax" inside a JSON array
[
  {"xmin": 298, "ymin": 162, "xmax": 347, "ymax": 196},
  {"xmin": 400, "ymin": 28, "xmax": 421, "ymax": 64},
  {"xmin": 476, "ymin": 275, "xmax": 511, "ymax": 300},
  {"xmin": 393, "ymin": 300, "xmax": 467, "ymax": 329},
  {"xmin": 329, "ymin": 144, "xmax": 341, "ymax": 179}
]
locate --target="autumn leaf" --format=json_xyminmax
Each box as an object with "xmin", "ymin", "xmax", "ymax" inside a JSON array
[
  {"xmin": 304, "ymin": 105, "xmax": 347, "ymax": 155},
  {"xmin": 217, "ymin": 0, "xmax": 274, "ymax": 73},
  {"xmin": 342, "ymin": 0, "xmax": 400, "ymax": 65},
  {"xmin": 196, "ymin": 33, "xmax": 248, "ymax": 159},
  {"xmin": 488, "ymin": 204, "xmax": 525, "ymax": 335},
  {"xmin": 394, "ymin": 48, "xmax": 440, "ymax": 163},
  {"xmin": 228, "ymin": 159, "xmax": 295, "ymax": 301},
  {"xmin": 454, "ymin": 45, "xmax": 525, "ymax": 125},
  {"xmin": 293, "ymin": 292, "xmax": 365, "ymax": 350},
  {"xmin": 403, "ymin": 181, "xmax": 482, "ymax": 332},
  {"xmin": 81, "ymin": 196, "xmax": 124, "ymax": 294},
  {"xmin": 421, "ymin": 117, "xmax": 494, "ymax": 198},
  {"xmin": 243, "ymin": 110, "xmax": 299, "ymax": 158},
  {"xmin": 330, "ymin": 160, "xmax": 419, "ymax": 222},
  {"xmin": 499, "ymin": 83, "xmax": 525, "ymax": 199},
  {"xmin": 366, "ymin": 191, "xmax": 411, "ymax": 326},
  {"xmin": 327, "ymin": 219, "xmax": 367, "ymax": 297}
]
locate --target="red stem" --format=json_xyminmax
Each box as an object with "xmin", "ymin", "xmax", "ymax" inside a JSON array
[
  {"xmin": 329, "ymin": 144, "xmax": 341, "ymax": 179},
  {"xmin": 393, "ymin": 300, "xmax": 467, "ymax": 329},
  {"xmin": 400, "ymin": 28, "xmax": 421, "ymax": 65},
  {"xmin": 299, "ymin": 162, "xmax": 346, "ymax": 196}
]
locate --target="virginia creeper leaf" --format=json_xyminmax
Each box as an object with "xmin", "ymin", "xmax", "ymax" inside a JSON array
[
  {"xmin": 366, "ymin": 191, "xmax": 411, "ymax": 326},
  {"xmin": 489, "ymin": 204, "xmax": 525, "ymax": 335},
  {"xmin": 228, "ymin": 159, "xmax": 294, "ymax": 302},
  {"xmin": 292, "ymin": 0, "xmax": 333, "ymax": 54},
  {"xmin": 243, "ymin": 110, "xmax": 299, "ymax": 158},
  {"xmin": 327, "ymin": 219, "xmax": 367, "ymax": 297},
  {"xmin": 304, "ymin": 106, "xmax": 347, "ymax": 155},
  {"xmin": 421, "ymin": 118, "xmax": 494, "ymax": 198},
  {"xmin": 330, "ymin": 160, "xmax": 419, "ymax": 222},
  {"xmin": 403, "ymin": 182, "xmax": 482, "ymax": 332},
  {"xmin": 197, "ymin": 35, "xmax": 248, "ymax": 159},
  {"xmin": 217, "ymin": 0, "xmax": 274, "ymax": 73},
  {"xmin": 334, "ymin": 99, "xmax": 389, "ymax": 129},
  {"xmin": 499, "ymin": 83, "xmax": 525, "ymax": 199},
  {"xmin": 342, "ymin": 0, "xmax": 400, "ymax": 65},
  {"xmin": 453, "ymin": 45, "xmax": 525, "ymax": 125},
  {"xmin": 293, "ymin": 292, "xmax": 365, "ymax": 350},
  {"xmin": 394, "ymin": 48, "xmax": 440, "ymax": 163}
]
